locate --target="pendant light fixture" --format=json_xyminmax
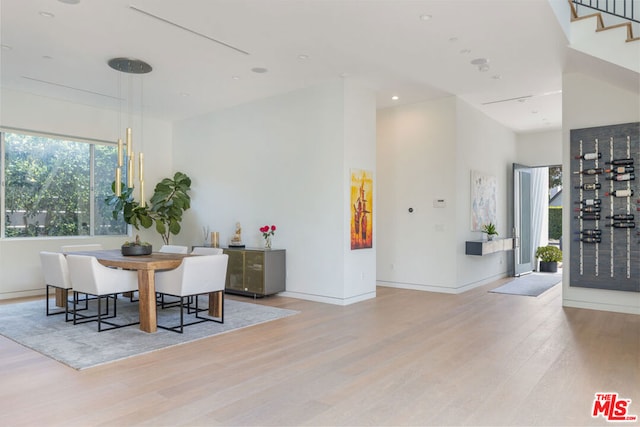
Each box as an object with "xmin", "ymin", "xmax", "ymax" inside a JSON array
[{"xmin": 108, "ymin": 57, "xmax": 152, "ymax": 205}]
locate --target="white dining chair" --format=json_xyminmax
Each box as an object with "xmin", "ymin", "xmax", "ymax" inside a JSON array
[
  {"xmin": 155, "ymin": 254, "xmax": 228, "ymax": 333},
  {"xmin": 60, "ymin": 244, "xmax": 104, "ymax": 253},
  {"xmin": 158, "ymin": 245, "xmax": 188, "ymax": 254},
  {"xmin": 191, "ymin": 247, "xmax": 224, "ymax": 255},
  {"xmin": 66, "ymin": 254, "xmax": 140, "ymax": 332},
  {"xmin": 40, "ymin": 251, "xmax": 80, "ymax": 321}
]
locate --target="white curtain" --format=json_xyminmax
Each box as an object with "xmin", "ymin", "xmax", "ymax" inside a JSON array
[{"xmin": 530, "ymin": 167, "xmax": 549, "ymax": 269}]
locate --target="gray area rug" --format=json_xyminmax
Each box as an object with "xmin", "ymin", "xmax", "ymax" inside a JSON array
[
  {"xmin": 490, "ymin": 272, "xmax": 562, "ymax": 297},
  {"xmin": 0, "ymin": 296, "xmax": 298, "ymax": 370}
]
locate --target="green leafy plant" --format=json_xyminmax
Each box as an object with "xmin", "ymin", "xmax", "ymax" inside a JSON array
[
  {"xmin": 105, "ymin": 171, "xmax": 192, "ymax": 245},
  {"xmin": 481, "ymin": 223, "xmax": 498, "ymax": 236},
  {"xmin": 535, "ymin": 245, "xmax": 562, "ymax": 262},
  {"xmin": 122, "ymin": 234, "xmax": 150, "ymax": 247}
]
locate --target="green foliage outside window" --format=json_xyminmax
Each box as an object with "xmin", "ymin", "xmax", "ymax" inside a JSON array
[
  {"xmin": 548, "ymin": 206, "xmax": 562, "ymax": 240},
  {"xmin": 3, "ymin": 132, "xmax": 126, "ymax": 237}
]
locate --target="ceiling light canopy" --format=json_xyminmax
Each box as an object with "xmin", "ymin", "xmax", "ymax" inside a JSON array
[{"xmin": 108, "ymin": 58, "xmax": 153, "ymax": 74}]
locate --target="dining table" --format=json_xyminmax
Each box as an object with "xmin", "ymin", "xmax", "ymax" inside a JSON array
[{"xmin": 60, "ymin": 249, "xmax": 223, "ymax": 333}]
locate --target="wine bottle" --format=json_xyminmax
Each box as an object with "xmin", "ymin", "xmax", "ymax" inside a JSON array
[
  {"xmin": 574, "ymin": 183, "xmax": 601, "ymax": 191},
  {"xmin": 605, "ymin": 189, "xmax": 634, "ymax": 198},
  {"xmin": 606, "ymin": 222, "xmax": 636, "ymax": 228},
  {"xmin": 575, "ymin": 213, "xmax": 600, "ymax": 220},
  {"xmin": 578, "ymin": 229, "xmax": 602, "ymax": 236},
  {"xmin": 575, "ymin": 199, "xmax": 601, "ymax": 206},
  {"xmin": 578, "ymin": 237, "xmax": 601, "ymax": 243},
  {"xmin": 606, "ymin": 214, "xmax": 634, "ymax": 220},
  {"xmin": 606, "ymin": 173, "xmax": 635, "ymax": 181},
  {"xmin": 575, "ymin": 152, "xmax": 601, "ymax": 160},
  {"xmin": 574, "ymin": 206, "xmax": 601, "ymax": 213},
  {"xmin": 605, "ymin": 166, "xmax": 634, "ymax": 174},
  {"xmin": 573, "ymin": 168, "xmax": 604, "ymax": 175},
  {"xmin": 605, "ymin": 158, "xmax": 634, "ymax": 166}
]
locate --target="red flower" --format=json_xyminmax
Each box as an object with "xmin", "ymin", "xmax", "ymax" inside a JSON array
[{"xmin": 259, "ymin": 224, "xmax": 276, "ymax": 238}]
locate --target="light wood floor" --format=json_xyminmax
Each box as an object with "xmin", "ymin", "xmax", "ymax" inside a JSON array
[{"xmin": 1, "ymin": 279, "xmax": 639, "ymax": 426}]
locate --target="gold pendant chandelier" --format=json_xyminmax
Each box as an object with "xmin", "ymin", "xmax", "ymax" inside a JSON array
[{"xmin": 108, "ymin": 57, "xmax": 152, "ymax": 206}]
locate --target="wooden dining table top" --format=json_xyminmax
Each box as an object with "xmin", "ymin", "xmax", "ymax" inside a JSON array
[{"xmin": 69, "ymin": 249, "xmax": 192, "ymax": 270}]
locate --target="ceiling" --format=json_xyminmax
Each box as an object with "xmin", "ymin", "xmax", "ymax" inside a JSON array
[{"xmin": 0, "ymin": 0, "xmax": 569, "ymax": 133}]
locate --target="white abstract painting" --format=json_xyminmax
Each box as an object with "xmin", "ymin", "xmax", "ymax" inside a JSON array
[{"xmin": 471, "ymin": 170, "xmax": 497, "ymax": 231}]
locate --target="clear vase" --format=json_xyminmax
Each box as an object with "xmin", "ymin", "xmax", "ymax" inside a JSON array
[{"xmin": 264, "ymin": 235, "xmax": 272, "ymax": 249}]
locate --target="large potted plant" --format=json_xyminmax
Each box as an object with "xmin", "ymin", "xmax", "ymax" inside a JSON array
[
  {"xmin": 535, "ymin": 245, "xmax": 562, "ymax": 273},
  {"xmin": 106, "ymin": 171, "xmax": 192, "ymax": 245}
]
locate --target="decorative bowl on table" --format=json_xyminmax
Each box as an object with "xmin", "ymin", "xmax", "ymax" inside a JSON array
[
  {"xmin": 121, "ymin": 244, "xmax": 152, "ymax": 256},
  {"xmin": 121, "ymin": 235, "xmax": 152, "ymax": 256}
]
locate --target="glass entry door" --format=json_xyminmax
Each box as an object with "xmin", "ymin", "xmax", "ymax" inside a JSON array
[{"xmin": 513, "ymin": 163, "xmax": 533, "ymax": 276}]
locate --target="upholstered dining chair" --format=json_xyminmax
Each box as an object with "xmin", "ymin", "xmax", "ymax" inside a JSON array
[
  {"xmin": 60, "ymin": 243, "xmax": 104, "ymax": 253},
  {"xmin": 191, "ymin": 247, "xmax": 224, "ymax": 255},
  {"xmin": 154, "ymin": 254, "xmax": 228, "ymax": 333},
  {"xmin": 158, "ymin": 245, "xmax": 188, "ymax": 254},
  {"xmin": 66, "ymin": 254, "xmax": 140, "ymax": 332},
  {"xmin": 40, "ymin": 251, "xmax": 78, "ymax": 321}
]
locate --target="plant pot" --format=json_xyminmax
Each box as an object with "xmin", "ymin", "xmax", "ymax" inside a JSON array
[
  {"xmin": 539, "ymin": 261, "xmax": 558, "ymax": 273},
  {"xmin": 121, "ymin": 245, "xmax": 152, "ymax": 256}
]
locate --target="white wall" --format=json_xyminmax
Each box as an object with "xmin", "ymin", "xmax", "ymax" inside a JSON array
[
  {"xmin": 0, "ymin": 89, "xmax": 173, "ymax": 299},
  {"xmin": 173, "ymin": 80, "xmax": 377, "ymax": 305},
  {"xmin": 516, "ymin": 129, "xmax": 562, "ymax": 166},
  {"xmin": 342, "ymin": 82, "xmax": 377, "ymax": 301},
  {"xmin": 454, "ymin": 99, "xmax": 517, "ymax": 289},
  {"xmin": 562, "ymin": 72, "xmax": 640, "ymax": 314},
  {"xmin": 376, "ymin": 97, "xmax": 458, "ymax": 291},
  {"xmin": 376, "ymin": 97, "xmax": 516, "ymax": 293}
]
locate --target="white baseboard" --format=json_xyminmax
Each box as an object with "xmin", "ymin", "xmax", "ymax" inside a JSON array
[{"xmin": 278, "ymin": 290, "xmax": 376, "ymax": 306}]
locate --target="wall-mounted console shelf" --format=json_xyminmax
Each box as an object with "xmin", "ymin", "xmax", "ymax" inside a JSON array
[{"xmin": 465, "ymin": 238, "xmax": 514, "ymax": 256}]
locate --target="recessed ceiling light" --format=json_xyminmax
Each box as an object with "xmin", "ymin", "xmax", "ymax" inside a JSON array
[
  {"xmin": 531, "ymin": 110, "xmax": 539, "ymax": 114},
  {"xmin": 420, "ymin": 14, "xmax": 432, "ymax": 21},
  {"xmin": 449, "ymin": 37, "xmax": 458, "ymax": 42},
  {"xmin": 297, "ymin": 54, "xmax": 309, "ymax": 60},
  {"xmin": 470, "ymin": 58, "xmax": 488, "ymax": 66},
  {"xmin": 251, "ymin": 67, "xmax": 268, "ymax": 74},
  {"xmin": 339, "ymin": 72, "xmax": 349, "ymax": 78},
  {"xmin": 470, "ymin": 58, "xmax": 490, "ymax": 72},
  {"xmin": 39, "ymin": 11, "xmax": 55, "ymax": 18},
  {"xmin": 58, "ymin": 0, "xmax": 81, "ymax": 4},
  {"xmin": 232, "ymin": 76, "xmax": 240, "ymax": 80},
  {"xmin": 459, "ymin": 49, "xmax": 471, "ymax": 54},
  {"xmin": 179, "ymin": 92, "xmax": 190, "ymax": 97},
  {"xmin": 391, "ymin": 95, "xmax": 399, "ymax": 101},
  {"xmin": 491, "ymin": 74, "xmax": 501, "ymax": 80}
]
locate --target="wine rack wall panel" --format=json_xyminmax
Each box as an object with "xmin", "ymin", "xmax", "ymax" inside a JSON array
[{"xmin": 570, "ymin": 122, "xmax": 640, "ymax": 292}]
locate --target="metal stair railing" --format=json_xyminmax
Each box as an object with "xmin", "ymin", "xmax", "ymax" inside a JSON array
[{"xmin": 572, "ymin": 0, "xmax": 638, "ymax": 23}]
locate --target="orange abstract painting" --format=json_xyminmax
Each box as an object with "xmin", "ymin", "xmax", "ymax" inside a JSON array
[{"xmin": 351, "ymin": 169, "xmax": 373, "ymax": 249}]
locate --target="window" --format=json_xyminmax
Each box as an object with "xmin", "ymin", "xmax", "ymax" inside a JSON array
[{"xmin": 1, "ymin": 131, "xmax": 127, "ymax": 237}]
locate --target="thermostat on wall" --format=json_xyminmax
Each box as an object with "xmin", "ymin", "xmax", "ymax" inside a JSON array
[{"xmin": 433, "ymin": 199, "xmax": 446, "ymax": 208}]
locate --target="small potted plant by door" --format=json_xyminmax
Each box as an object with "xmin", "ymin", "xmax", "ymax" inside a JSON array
[
  {"xmin": 535, "ymin": 245, "xmax": 562, "ymax": 272},
  {"xmin": 481, "ymin": 223, "xmax": 498, "ymax": 241}
]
